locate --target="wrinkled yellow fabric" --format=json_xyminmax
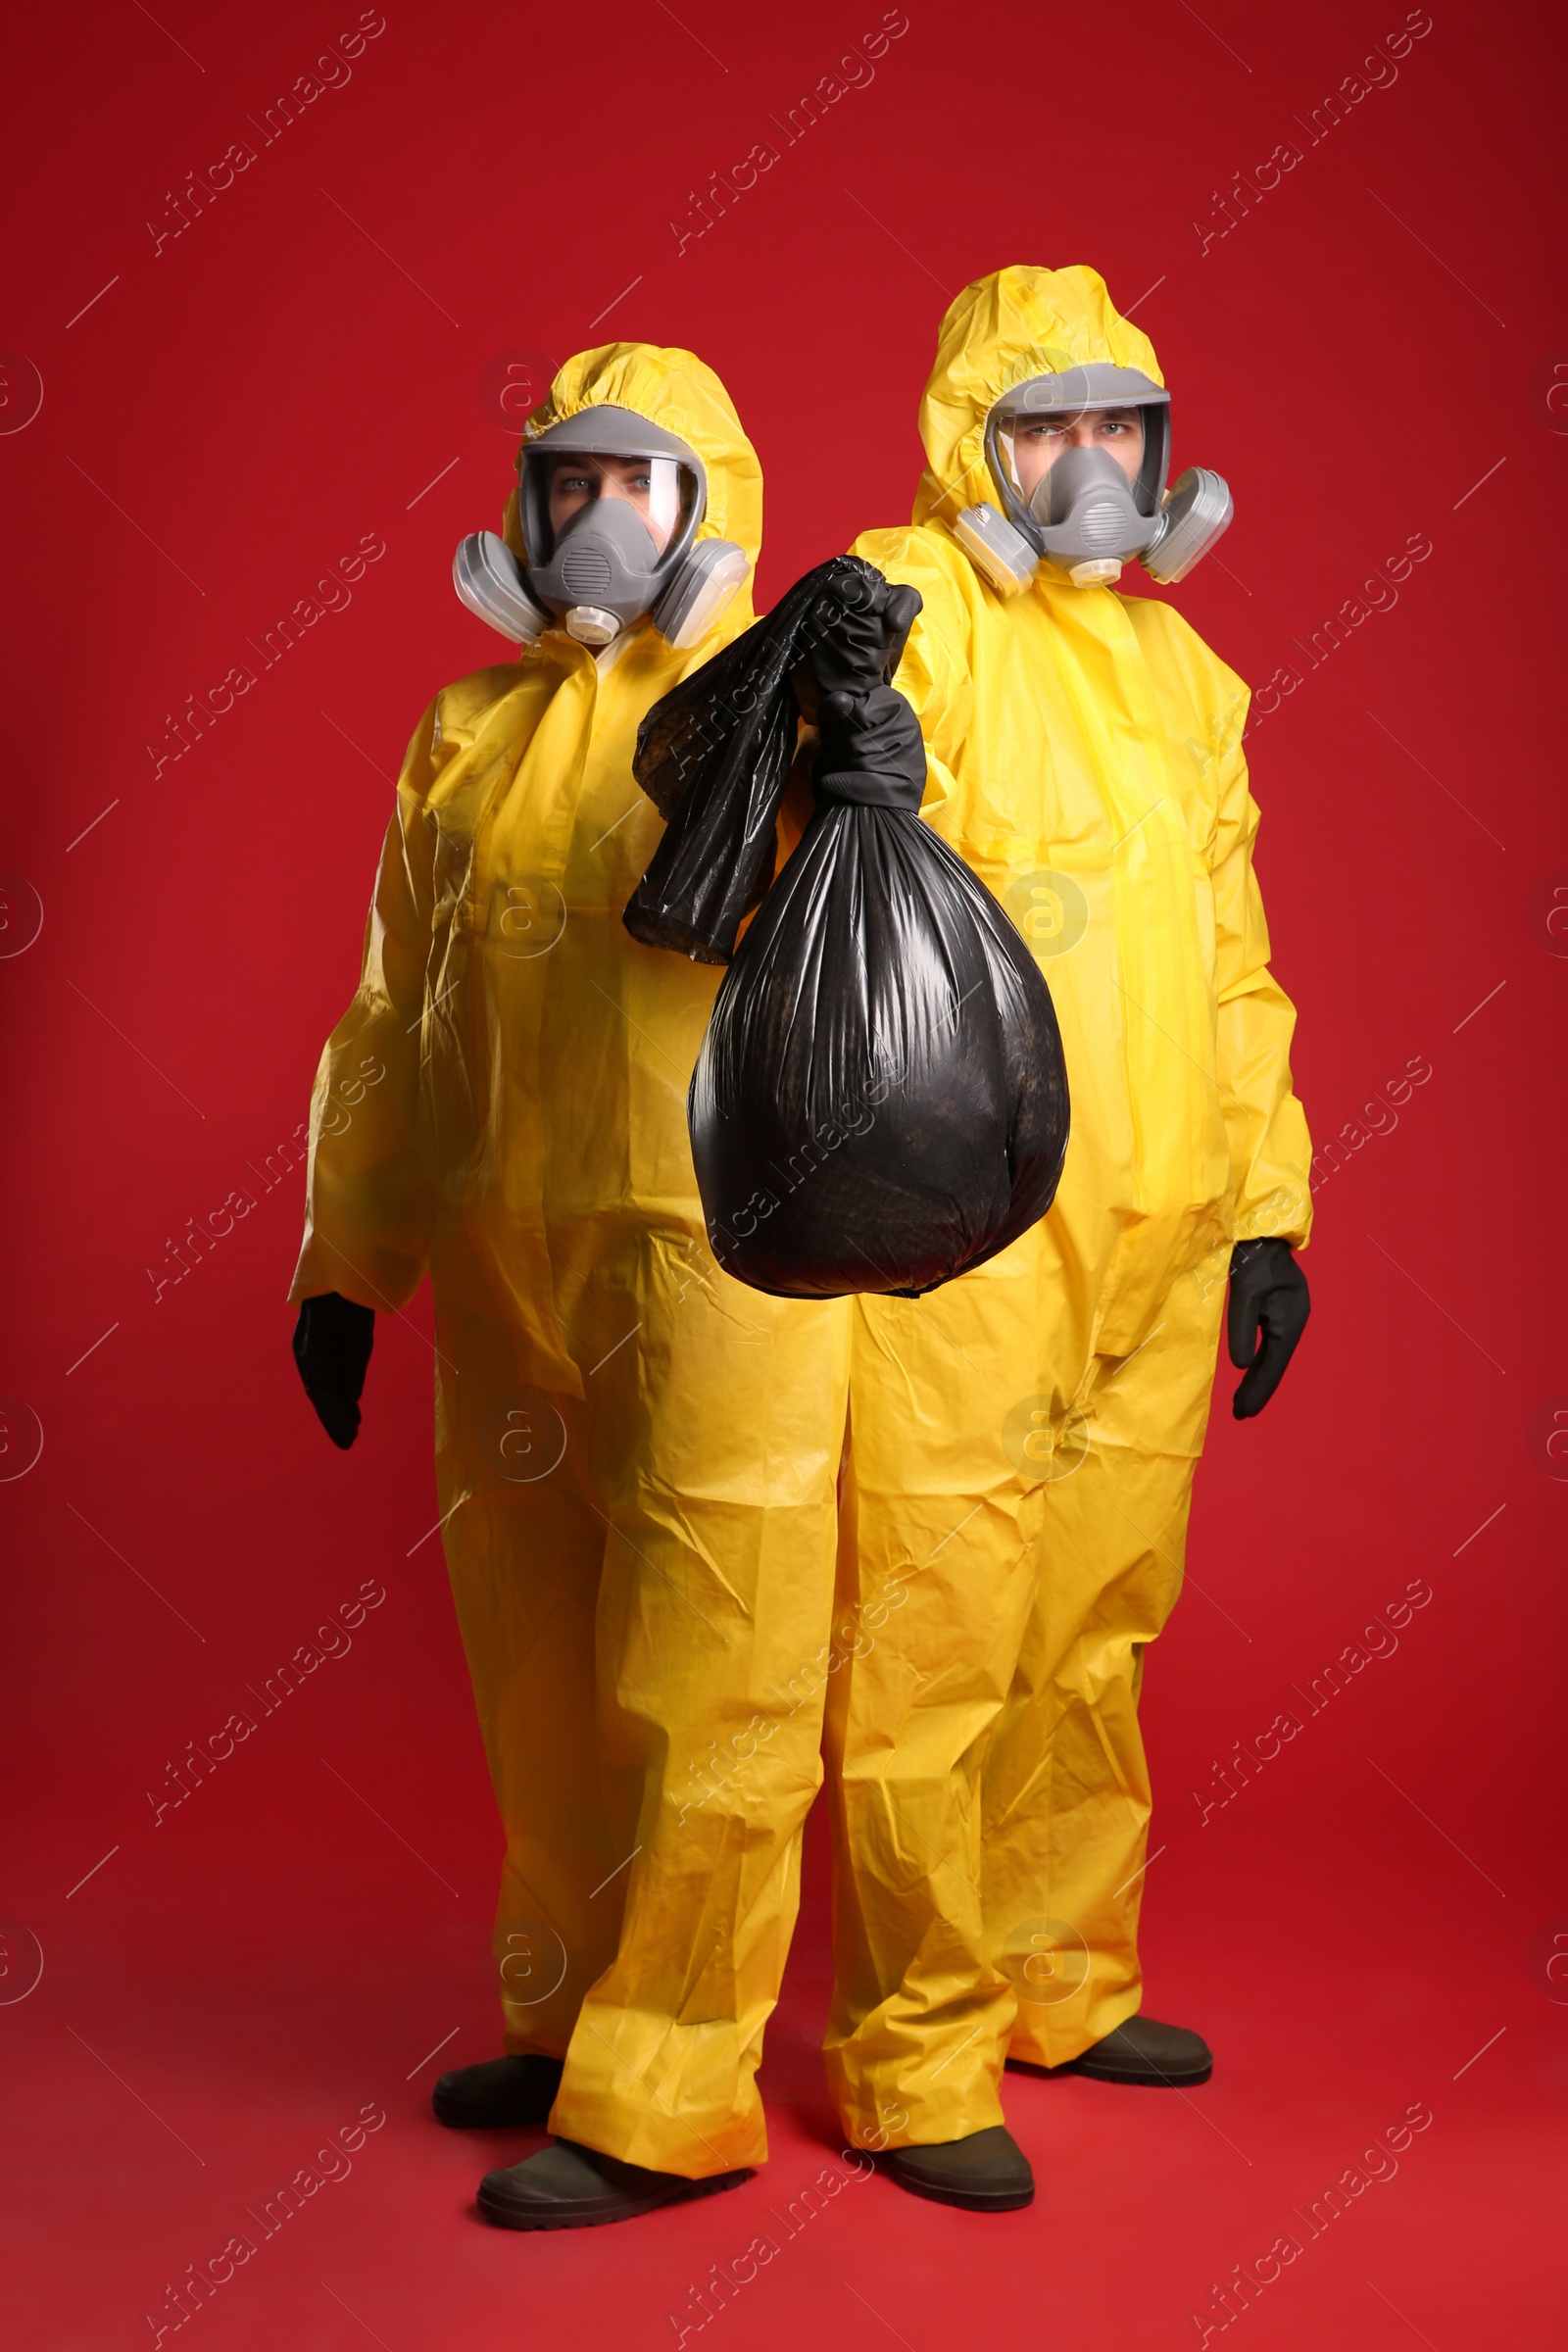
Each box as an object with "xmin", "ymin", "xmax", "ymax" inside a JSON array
[
  {"xmin": 291, "ymin": 343, "xmax": 852, "ymax": 2177},
  {"xmin": 823, "ymin": 267, "xmax": 1311, "ymax": 2148}
]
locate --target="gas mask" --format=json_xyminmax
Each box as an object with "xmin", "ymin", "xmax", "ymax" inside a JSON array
[
  {"xmin": 453, "ymin": 405, "xmax": 749, "ymax": 651},
  {"xmin": 953, "ymin": 363, "xmax": 1233, "ymax": 593}
]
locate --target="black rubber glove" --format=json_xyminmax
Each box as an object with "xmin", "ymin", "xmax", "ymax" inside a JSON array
[
  {"xmin": 815, "ymin": 682, "xmax": 927, "ymax": 804},
  {"xmin": 808, "ymin": 574, "xmax": 922, "ymax": 705},
  {"xmin": 1227, "ymin": 1239, "xmax": 1309, "ymax": 1419},
  {"xmin": 808, "ymin": 577, "xmax": 925, "ymax": 805},
  {"xmin": 292, "ymin": 1292, "xmax": 375, "ymax": 1449}
]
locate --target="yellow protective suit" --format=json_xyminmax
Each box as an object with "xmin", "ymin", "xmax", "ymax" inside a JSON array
[
  {"xmin": 290, "ymin": 344, "xmax": 853, "ymax": 2178},
  {"xmin": 822, "ymin": 267, "xmax": 1312, "ymax": 2150}
]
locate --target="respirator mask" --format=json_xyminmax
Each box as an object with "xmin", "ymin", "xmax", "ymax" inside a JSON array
[
  {"xmin": 953, "ymin": 363, "xmax": 1233, "ymax": 594},
  {"xmin": 453, "ymin": 406, "xmax": 749, "ymax": 651}
]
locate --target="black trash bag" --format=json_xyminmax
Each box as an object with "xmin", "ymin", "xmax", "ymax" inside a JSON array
[
  {"xmin": 623, "ymin": 558, "xmax": 875, "ymax": 963},
  {"xmin": 624, "ymin": 557, "xmax": 1069, "ymax": 1299}
]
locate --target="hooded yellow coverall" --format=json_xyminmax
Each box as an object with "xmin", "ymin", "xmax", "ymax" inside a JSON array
[
  {"xmin": 822, "ymin": 268, "xmax": 1312, "ymax": 2150},
  {"xmin": 290, "ymin": 345, "xmax": 852, "ymax": 2178}
]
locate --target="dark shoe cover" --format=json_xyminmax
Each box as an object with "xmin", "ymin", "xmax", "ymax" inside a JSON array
[
  {"xmin": 1012, "ymin": 2014, "xmax": 1213, "ymax": 2086},
  {"xmin": 884, "ymin": 2126, "xmax": 1034, "ymax": 2213},
  {"xmin": 477, "ymin": 2138, "xmax": 751, "ymax": 2230},
  {"xmin": 432, "ymin": 2053, "xmax": 564, "ymax": 2129}
]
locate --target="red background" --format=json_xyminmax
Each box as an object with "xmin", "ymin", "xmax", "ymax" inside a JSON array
[{"xmin": 3, "ymin": 1, "xmax": 1565, "ymax": 2344}]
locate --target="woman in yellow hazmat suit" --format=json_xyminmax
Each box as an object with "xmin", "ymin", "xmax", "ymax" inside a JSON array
[
  {"xmin": 290, "ymin": 344, "xmax": 855, "ymax": 2229},
  {"xmin": 820, "ymin": 267, "xmax": 1312, "ymax": 2202}
]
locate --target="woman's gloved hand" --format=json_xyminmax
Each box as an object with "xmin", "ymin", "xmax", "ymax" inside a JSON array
[
  {"xmin": 292, "ymin": 1292, "xmax": 375, "ymax": 1449},
  {"xmin": 1227, "ymin": 1240, "xmax": 1310, "ymax": 1419}
]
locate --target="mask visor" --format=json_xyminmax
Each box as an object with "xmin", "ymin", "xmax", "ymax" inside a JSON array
[
  {"xmin": 526, "ymin": 449, "xmax": 699, "ymax": 565},
  {"xmin": 987, "ymin": 365, "xmax": 1171, "ymax": 545}
]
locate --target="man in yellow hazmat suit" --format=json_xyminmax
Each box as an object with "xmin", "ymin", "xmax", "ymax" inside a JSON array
[
  {"xmin": 290, "ymin": 344, "xmax": 858, "ymax": 2229},
  {"xmin": 817, "ymin": 267, "xmax": 1312, "ymax": 2210}
]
